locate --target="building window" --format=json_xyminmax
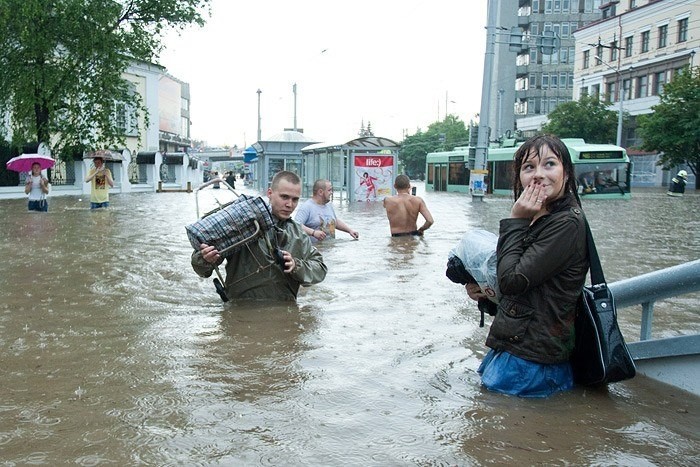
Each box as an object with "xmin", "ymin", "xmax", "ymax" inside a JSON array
[
  {"xmin": 602, "ymin": 4, "xmax": 616, "ymax": 19},
  {"xmin": 181, "ymin": 117, "xmax": 189, "ymax": 138},
  {"xmin": 560, "ymin": 72, "xmax": 568, "ymax": 89},
  {"xmin": 623, "ymin": 78, "xmax": 632, "ymax": 100},
  {"xmin": 629, "ymin": 0, "xmax": 636, "ymax": 8},
  {"xmin": 580, "ymin": 86, "xmax": 589, "ymax": 97},
  {"xmin": 542, "ymin": 74, "xmax": 550, "ymax": 89},
  {"xmin": 658, "ymin": 25, "xmax": 667, "ymax": 49},
  {"xmin": 563, "ymin": 0, "xmax": 570, "ymax": 13},
  {"xmin": 551, "ymin": 74, "xmax": 559, "ymax": 89},
  {"xmin": 545, "ymin": 0, "xmax": 553, "ymax": 14},
  {"xmin": 550, "ymin": 98, "xmax": 558, "ymax": 112},
  {"xmin": 530, "ymin": 47, "xmax": 539, "ymax": 65},
  {"xmin": 529, "ymin": 74, "xmax": 538, "ymax": 89},
  {"xmin": 532, "ymin": 0, "xmax": 540, "ymax": 13},
  {"xmin": 606, "ymin": 82, "xmax": 617, "ymax": 102},
  {"xmin": 624, "ymin": 37, "xmax": 633, "ymax": 57},
  {"xmin": 569, "ymin": 73, "xmax": 574, "ymax": 89},
  {"xmin": 653, "ymin": 71, "xmax": 666, "ymax": 95},
  {"xmin": 610, "ymin": 41, "xmax": 618, "ymax": 61},
  {"xmin": 641, "ymin": 31, "xmax": 649, "ymax": 53},
  {"xmin": 678, "ymin": 18, "xmax": 688, "ymax": 43},
  {"xmin": 591, "ymin": 84, "xmax": 600, "ymax": 99},
  {"xmin": 583, "ymin": 50, "xmax": 590, "ymax": 68},
  {"xmin": 636, "ymin": 75, "xmax": 648, "ymax": 98}
]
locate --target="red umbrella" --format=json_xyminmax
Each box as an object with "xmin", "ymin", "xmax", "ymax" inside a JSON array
[{"xmin": 6, "ymin": 153, "xmax": 55, "ymax": 172}]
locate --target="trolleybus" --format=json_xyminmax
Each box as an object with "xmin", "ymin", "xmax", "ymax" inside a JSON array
[{"xmin": 425, "ymin": 139, "xmax": 632, "ymax": 199}]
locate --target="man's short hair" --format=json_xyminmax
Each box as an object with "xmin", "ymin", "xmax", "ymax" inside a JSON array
[
  {"xmin": 270, "ymin": 170, "xmax": 301, "ymax": 190},
  {"xmin": 394, "ymin": 174, "xmax": 410, "ymax": 189},
  {"xmin": 313, "ymin": 179, "xmax": 330, "ymax": 193}
]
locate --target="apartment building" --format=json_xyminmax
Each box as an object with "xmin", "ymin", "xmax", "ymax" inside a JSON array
[
  {"xmin": 574, "ymin": 0, "xmax": 698, "ymax": 184},
  {"xmin": 494, "ymin": 0, "xmax": 603, "ymax": 137}
]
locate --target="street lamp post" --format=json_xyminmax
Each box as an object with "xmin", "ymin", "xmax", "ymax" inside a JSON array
[{"xmin": 595, "ymin": 55, "xmax": 625, "ymax": 147}]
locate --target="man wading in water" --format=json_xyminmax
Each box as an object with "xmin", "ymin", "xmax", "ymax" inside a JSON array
[{"xmin": 383, "ymin": 174, "xmax": 434, "ymax": 237}]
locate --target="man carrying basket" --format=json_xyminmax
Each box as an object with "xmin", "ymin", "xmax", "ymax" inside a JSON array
[{"xmin": 191, "ymin": 171, "xmax": 327, "ymax": 301}]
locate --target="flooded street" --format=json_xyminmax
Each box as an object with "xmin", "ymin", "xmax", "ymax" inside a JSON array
[{"xmin": 0, "ymin": 184, "xmax": 698, "ymax": 465}]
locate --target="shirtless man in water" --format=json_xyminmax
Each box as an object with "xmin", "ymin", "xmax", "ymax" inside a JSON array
[{"xmin": 383, "ymin": 174, "xmax": 434, "ymax": 237}]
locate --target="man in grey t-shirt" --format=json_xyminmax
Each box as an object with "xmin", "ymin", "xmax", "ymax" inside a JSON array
[{"xmin": 295, "ymin": 179, "xmax": 359, "ymax": 243}]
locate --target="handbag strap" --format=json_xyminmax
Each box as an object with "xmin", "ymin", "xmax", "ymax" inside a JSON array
[{"xmin": 584, "ymin": 219, "xmax": 606, "ymax": 287}]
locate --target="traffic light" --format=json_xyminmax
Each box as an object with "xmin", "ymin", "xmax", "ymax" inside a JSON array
[
  {"xmin": 509, "ymin": 27, "xmax": 524, "ymax": 52},
  {"xmin": 538, "ymin": 30, "xmax": 559, "ymax": 55}
]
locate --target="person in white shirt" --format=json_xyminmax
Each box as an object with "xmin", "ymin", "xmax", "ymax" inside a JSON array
[
  {"xmin": 24, "ymin": 162, "xmax": 50, "ymax": 212},
  {"xmin": 295, "ymin": 179, "xmax": 359, "ymax": 243}
]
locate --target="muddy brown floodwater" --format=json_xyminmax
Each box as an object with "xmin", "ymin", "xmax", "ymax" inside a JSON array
[{"xmin": 0, "ymin": 184, "xmax": 697, "ymax": 465}]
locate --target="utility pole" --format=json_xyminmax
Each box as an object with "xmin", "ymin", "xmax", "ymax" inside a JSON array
[
  {"xmin": 496, "ymin": 88, "xmax": 505, "ymax": 140},
  {"xmin": 471, "ymin": 0, "xmax": 498, "ymax": 202},
  {"xmin": 256, "ymin": 89, "xmax": 262, "ymax": 142},
  {"xmin": 292, "ymin": 83, "xmax": 298, "ymax": 131}
]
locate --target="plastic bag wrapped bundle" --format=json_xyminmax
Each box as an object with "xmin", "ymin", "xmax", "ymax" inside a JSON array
[
  {"xmin": 446, "ymin": 229, "xmax": 499, "ymax": 326},
  {"xmin": 186, "ymin": 194, "xmax": 274, "ymax": 258},
  {"xmin": 447, "ymin": 229, "xmax": 499, "ymax": 300}
]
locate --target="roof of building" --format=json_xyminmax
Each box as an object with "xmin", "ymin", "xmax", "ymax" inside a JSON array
[
  {"xmin": 302, "ymin": 136, "xmax": 399, "ymax": 152},
  {"xmin": 261, "ymin": 130, "xmax": 319, "ymax": 143}
]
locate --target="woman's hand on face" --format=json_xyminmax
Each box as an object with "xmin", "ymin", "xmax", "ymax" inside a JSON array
[{"xmin": 511, "ymin": 183, "xmax": 546, "ymax": 219}]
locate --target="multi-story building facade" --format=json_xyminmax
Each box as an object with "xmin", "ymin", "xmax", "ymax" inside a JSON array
[
  {"xmin": 490, "ymin": 0, "xmax": 603, "ymax": 138},
  {"xmin": 574, "ymin": 0, "xmax": 698, "ymax": 185},
  {"xmin": 110, "ymin": 61, "xmax": 193, "ymax": 155},
  {"xmin": 158, "ymin": 73, "xmax": 192, "ymax": 154}
]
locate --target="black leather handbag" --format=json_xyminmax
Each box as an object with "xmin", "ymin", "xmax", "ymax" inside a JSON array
[{"xmin": 571, "ymin": 220, "xmax": 636, "ymax": 386}]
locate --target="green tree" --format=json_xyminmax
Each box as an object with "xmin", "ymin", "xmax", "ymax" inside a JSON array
[
  {"xmin": 541, "ymin": 95, "xmax": 620, "ymax": 144},
  {"xmin": 0, "ymin": 0, "xmax": 210, "ymax": 159},
  {"xmin": 638, "ymin": 66, "xmax": 700, "ymax": 188},
  {"xmin": 399, "ymin": 115, "xmax": 471, "ymax": 178}
]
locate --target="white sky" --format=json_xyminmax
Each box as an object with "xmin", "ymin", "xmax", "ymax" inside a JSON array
[{"xmin": 159, "ymin": 0, "xmax": 487, "ymax": 148}]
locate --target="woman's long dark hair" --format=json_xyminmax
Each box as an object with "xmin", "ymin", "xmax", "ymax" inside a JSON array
[{"xmin": 511, "ymin": 135, "xmax": 581, "ymax": 210}]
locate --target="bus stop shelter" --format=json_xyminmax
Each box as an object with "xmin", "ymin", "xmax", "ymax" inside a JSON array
[
  {"xmin": 251, "ymin": 130, "xmax": 321, "ymax": 193},
  {"xmin": 300, "ymin": 136, "xmax": 399, "ymax": 202}
]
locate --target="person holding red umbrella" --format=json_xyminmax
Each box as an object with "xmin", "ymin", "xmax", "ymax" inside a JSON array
[{"xmin": 24, "ymin": 162, "xmax": 50, "ymax": 212}]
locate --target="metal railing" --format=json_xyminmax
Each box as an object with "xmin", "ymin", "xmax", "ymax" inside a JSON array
[{"xmin": 609, "ymin": 259, "xmax": 700, "ymax": 341}]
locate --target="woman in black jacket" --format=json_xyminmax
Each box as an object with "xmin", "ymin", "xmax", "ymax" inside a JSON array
[{"xmin": 472, "ymin": 135, "xmax": 588, "ymax": 397}]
